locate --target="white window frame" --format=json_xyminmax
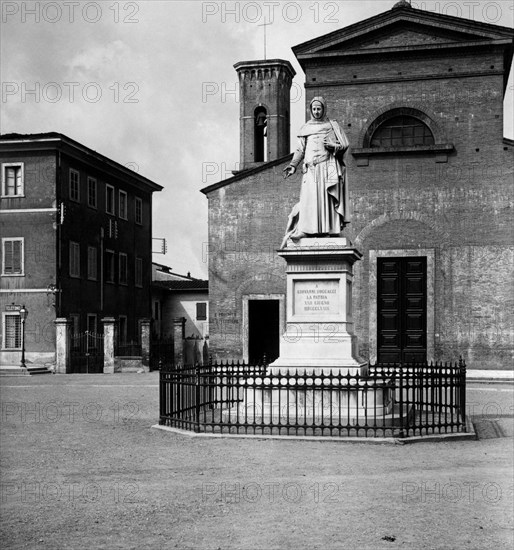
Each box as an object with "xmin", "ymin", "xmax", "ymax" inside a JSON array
[
  {"xmin": 119, "ymin": 190, "xmax": 128, "ymax": 220},
  {"xmin": 87, "ymin": 246, "xmax": 97, "ymax": 281},
  {"xmin": 2, "ymin": 311, "xmax": 22, "ymax": 350},
  {"xmin": 87, "ymin": 177, "xmax": 97, "ymax": 208},
  {"xmin": 135, "ymin": 197, "xmax": 143, "ymax": 225},
  {"xmin": 135, "ymin": 257, "xmax": 143, "ymax": 288},
  {"xmin": 119, "ymin": 252, "xmax": 128, "ymax": 285},
  {"xmin": 1, "ymin": 163, "xmax": 25, "ymax": 197},
  {"xmin": 106, "ymin": 184, "xmax": 115, "ymax": 215},
  {"xmin": 69, "ymin": 241, "xmax": 80, "ymax": 278},
  {"xmin": 1, "ymin": 237, "xmax": 24, "ymax": 276},
  {"xmin": 69, "ymin": 168, "xmax": 80, "ymax": 202}
]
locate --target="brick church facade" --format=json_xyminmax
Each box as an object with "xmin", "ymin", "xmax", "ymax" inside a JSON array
[{"xmin": 201, "ymin": 2, "xmax": 514, "ymax": 370}]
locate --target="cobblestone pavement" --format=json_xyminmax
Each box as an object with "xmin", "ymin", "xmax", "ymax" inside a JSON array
[{"xmin": 1, "ymin": 373, "xmax": 512, "ymax": 550}]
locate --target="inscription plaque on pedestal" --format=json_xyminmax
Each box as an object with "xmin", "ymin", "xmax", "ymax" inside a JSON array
[{"xmin": 293, "ymin": 280, "xmax": 339, "ymax": 316}]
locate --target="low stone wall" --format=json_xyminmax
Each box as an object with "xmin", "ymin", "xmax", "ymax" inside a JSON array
[
  {"xmin": 0, "ymin": 351, "xmax": 55, "ymax": 369},
  {"xmin": 114, "ymin": 356, "xmax": 147, "ymax": 373}
]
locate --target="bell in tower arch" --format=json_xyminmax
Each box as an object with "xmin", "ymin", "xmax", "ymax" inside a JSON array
[{"xmin": 254, "ymin": 106, "xmax": 268, "ymax": 162}]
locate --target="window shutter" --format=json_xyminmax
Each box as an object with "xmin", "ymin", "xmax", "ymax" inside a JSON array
[
  {"xmin": 12, "ymin": 241, "xmax": 21, "ymax": 272},
  {"xmin": 4, "ymin": 240, "xmax": 22, "ymax": 274},
  {"xmin": 196, "ymin": 303, "xmax": 207, "ymax": 321},
  {"xmin": 5, "ymin": 315, "xmax": 21, "ymax": 348}
]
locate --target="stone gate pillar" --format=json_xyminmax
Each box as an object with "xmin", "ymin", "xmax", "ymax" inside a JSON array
[
  {"xmin": 173, "ymin": 317, "xmax": 186, "ymax": 366},
  {"xmin": 54, "ymin": 318, "xmax": 71, "ymax": 374},
  {"xmin": 102, "ymin": 317, "xmax": 116, "ymax": 374},
  {"xmin": 140, "ymin": 318, "xmax": 151, "ymax": 372}
]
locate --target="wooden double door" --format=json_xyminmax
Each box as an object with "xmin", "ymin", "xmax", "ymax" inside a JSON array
[{"xmin": 377, "ymin": 257, "xmax": 427, "ymax": 364}]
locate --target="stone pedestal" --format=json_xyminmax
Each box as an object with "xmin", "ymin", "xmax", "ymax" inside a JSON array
[
  {"xmin": 229, "ymin": 376, "xmax": 396, "ymax": 425},
  {"xmin": 269, "ymin": 237, "xmax": 367, "ymax": 375}
]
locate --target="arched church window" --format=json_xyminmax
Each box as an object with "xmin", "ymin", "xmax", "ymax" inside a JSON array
[
  {"xmin": 254, "ymin": 106, "xmax": 267, "ymax": 162},
  {"xmin": 370, "ymin": 115, "xmax": 434, "ymax": 148}
]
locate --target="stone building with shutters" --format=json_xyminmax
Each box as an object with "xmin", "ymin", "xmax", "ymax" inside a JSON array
[
  {"xmin": 201, "ymin": 2, "xmax": 514, "ymax": 369},
  {"xmin": 0, "ymin": 132, "xmax": 162, "ymax": 372}
]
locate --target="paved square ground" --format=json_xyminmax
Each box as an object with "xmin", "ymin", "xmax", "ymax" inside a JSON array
[{"xmin": 1, "ymin": 373, "xmax": 512, "ymax": 549}]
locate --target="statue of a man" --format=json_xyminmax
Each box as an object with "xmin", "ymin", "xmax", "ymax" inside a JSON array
[{"xmin": 281, "ymin": 97, "xmax": 351, "ymax": 248}]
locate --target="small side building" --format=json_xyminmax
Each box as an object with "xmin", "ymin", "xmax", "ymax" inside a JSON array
[{"xmin": 151, "ymin": 263, "xmax": 209, "ymax": 364}]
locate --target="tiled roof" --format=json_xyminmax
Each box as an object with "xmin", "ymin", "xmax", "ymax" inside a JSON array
[{"xmin": 153, "ymin": 279, "xmax": 208, "ymax": 291}]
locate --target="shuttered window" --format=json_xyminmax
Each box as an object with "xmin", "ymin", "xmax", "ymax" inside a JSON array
[
  {"xmin": 2, "ymin": 164, "xmax": 24, "ymax": 196},
  {"xmin": 196, "ymin": 302, "xmax": 207, "ymax": 321},
  {"xmin": 69, "ymin": 169, "xmax": 80, "ymax": 202},
  {"xmin": 2, "ymin": 238, "xmax": 23, "ymax": 275},
  {"xmin": 119, "ymin": 190, "xmax": 128, "ymax": 220},
  {"xmin": 88, "ymin": 177, "xmax": 97, "ymax": 208},
  {"xmin": 4, "ymin": 314, "xmax": 21, "ymax": 349},
  {"xmin": 105, "ymin": 250, "xmax": 116, "ymax": 283},
  {"xmin": 135, "ymin": 197, "xmax": 142, "ymax": 225},
  {"xmin": 87, "ymin": 247, "xmax": 97, "ymax": 280},
  {"xmin": 119, "ymin": 253, "xmax": 128, "ymax": 285},
  {"xmin": 69, "ymin": 241, "xmax": 80, "ymax": 278},
  {"xmin": 135, "ymin": 257, "xmax": 143, "ymax": 287}
]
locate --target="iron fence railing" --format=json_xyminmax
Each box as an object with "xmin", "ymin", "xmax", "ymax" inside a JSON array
[
  {"xmin": 150, "ymin": 338, "xmax": 174, "ymax": 371},
  {"xmin": 115, "ymin": 340, "xmax": 142, "ymax": 357},
  {"xmin": 159, "ymin": 359, "xmax": 466, "ymax": 439}
]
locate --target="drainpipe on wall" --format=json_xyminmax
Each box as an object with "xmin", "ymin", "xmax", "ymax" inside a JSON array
[{"xmin": 100, "ymin": 227, "xmax": 104, "ymax": 311}]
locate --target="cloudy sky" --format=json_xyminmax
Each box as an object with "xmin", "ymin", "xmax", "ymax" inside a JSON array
[{"xmin": 2, "ymin": 0, "xmax": 513, "ymax": 278}]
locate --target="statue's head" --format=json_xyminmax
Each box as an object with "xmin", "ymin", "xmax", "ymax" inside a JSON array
[{"xmin": 309, "ymin": 96, "xmax": 326, "ymax": 120}]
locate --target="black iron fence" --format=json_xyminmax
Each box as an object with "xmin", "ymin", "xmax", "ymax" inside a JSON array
[
  {"xmin": 150, "ymin": 337, "xmax": 174, "ymax": 371},
  {"xmin": 159, "ymin": 359, "xmax": 467, "ymax": 439},
  {"xmin": 115, "ymin": 339, "xmax": 142, "ymax": 357}
]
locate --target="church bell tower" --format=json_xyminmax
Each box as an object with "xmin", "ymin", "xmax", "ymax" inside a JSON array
[{"xmin": 234, "ymin": 59, "xmax": 296, "ymax": 171}]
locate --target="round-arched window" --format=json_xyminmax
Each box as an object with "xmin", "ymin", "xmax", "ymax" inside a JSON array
[{"xmin": 370, "ymin": 115, "xmax": 435, "ymax": 148}]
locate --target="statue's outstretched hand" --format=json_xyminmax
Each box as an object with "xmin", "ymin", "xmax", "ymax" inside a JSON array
[
  {"xmin": 283, "ymin": 166, "xmax": 295, "ymax": 179},
  {"xmin": 324, "ymin": 137, "xmax": 338, "ymax": 151}
]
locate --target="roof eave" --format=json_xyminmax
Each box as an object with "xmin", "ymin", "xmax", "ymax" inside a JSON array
[
  {"xmin": 200, "ymin": 153, "xmax": 293, "ymax": 196},
  {"xmin": 0, "ymin": 133, "xmax": 163, "ymax": 192}
]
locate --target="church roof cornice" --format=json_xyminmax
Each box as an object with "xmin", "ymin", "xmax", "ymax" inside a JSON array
[{"xmin": 292, "ymin": 5, "xmax": 514, "ymax": 65}]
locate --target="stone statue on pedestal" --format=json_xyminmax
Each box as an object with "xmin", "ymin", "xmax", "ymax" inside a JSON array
[{"xmin": 281, "ymin": 97, "xmax": 351, "ymax": 248}]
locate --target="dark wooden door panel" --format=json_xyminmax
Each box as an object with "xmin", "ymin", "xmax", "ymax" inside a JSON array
[{"xmin": 378, "ymin": 257, "xmax": 427, "ymax": 363}]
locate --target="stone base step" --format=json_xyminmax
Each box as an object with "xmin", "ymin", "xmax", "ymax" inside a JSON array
[
  {"xmin": 27, "ymin": 366, "xmax": 53, "ymax": 375},
  {"xmin": 0, "ymin": 366, "xmax": 30, "ymax": 376},
  {"xmin": 222, "ymin": 404, "xmax": 413, "ymax": 427}
]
